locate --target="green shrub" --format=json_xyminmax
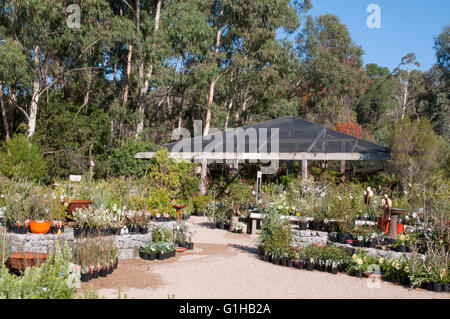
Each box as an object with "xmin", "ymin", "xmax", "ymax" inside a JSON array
[
  {"xmin": 103, "ymin": 140, "xmax": 155, "ymax": 178},
  {"xmin": 0, "ymin": 134, "xmax": 46, "ymax": 182},
  {"xmin": 259, "ymin": 206, "xmax": 292, "ymax": 255},
  {"xmin": 151, "ymin": 226, "xmax": 172, "ymax": 242},
  {"xmin": 3, "ymin": 178, "xmax": 47, "ymax": 225},
  {"xmin": 0, "ymin": 241, "xmax": 79, "ymax": 299}
]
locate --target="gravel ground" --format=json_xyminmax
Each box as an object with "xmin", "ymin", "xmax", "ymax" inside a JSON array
[{"xmin": 79, "ymin": 216, "xmax": 449, "ymax": 299}]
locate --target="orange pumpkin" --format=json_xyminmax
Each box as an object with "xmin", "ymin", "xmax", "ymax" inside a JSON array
[{"xmin": 29, "ymin": 220, "xmax": 51, "ymax": 234}]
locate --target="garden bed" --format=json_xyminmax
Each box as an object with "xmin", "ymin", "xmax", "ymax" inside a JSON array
[{"xmin": 2, "ymin": 221, "xmax": 176, "ymax": 260}]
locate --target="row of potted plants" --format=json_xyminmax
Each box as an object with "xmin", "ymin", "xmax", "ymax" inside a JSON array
[
  {"xmin": 2, "ymin": 179, "xmax": 67, "ymax": 235},
  {"xmin": 71, "ymin": 237, "xmax": 119, "ymax": 283},
  {"xmin": 139, "ymin": 241, "xmax": 176, "ymax": 261},
  {"xmin": 5, "ymin": 219, "xmax": 65, "ymax": 234},
  {"xmin": 259, "ymin": 243, "xmax": 449, "ymax": 294},
  {"xmin": 72, "ymin": 207, "xmax": 151, "ymax": 237}
]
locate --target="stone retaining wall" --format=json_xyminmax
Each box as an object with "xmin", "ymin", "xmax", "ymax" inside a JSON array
[
  {"xmin": 290, "ymin": 228, "xmax": 413, "ymax": 260},
  {"xmin": 2, "ymin": 221, "xmax": 175, "ymax": 260},
  {"xmin": 291, "ymin": 229, "xmax": 329, "ymax": 245},
  {"xmin": 333, "ymin": 242, "xmax": 411, "ymax": 260}
]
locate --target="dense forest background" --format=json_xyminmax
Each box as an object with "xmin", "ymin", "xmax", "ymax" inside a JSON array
[{"xmin": 0, "ymin": 0, "xmax": 448, "ymax": 183}]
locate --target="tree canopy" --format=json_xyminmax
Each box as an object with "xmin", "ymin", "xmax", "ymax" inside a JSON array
[{"xmin": 0, "ymin": 2, "xmax": 448, "ymax": 182}]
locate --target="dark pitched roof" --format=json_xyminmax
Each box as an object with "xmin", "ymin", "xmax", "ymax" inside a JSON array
[{"xmin": 159, "ymin": 116, "xmax": 389, "ymax": 157}]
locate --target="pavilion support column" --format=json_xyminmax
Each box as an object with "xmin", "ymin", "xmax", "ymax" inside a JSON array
[
  {"xmin": 340, "ymin": 160, "xmax": 346, "ymax": 183},
  {"xmin": 301, "ymin": 160, "xmax": 308, "ymax": 180}
]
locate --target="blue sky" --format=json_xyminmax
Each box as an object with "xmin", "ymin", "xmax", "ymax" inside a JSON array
[{"xmin": 282, "ymin": 0, "xmax": 450, "ymax": 72}]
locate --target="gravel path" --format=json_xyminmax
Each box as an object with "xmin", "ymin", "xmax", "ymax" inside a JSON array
[{"xmin": 80, "ymin": 216, "xmax": 449, "ymax": 299}]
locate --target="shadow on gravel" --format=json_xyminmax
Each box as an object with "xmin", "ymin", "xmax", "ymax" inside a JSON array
[
  {"xmin": 227, "ymin": 244, "xmax": 258, "ymax": 255},
  {"xmin": 196, "ymin": 222, "xmax": 216, "ymax": 229}
]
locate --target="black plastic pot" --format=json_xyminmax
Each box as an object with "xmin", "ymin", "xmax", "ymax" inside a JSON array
[
  {"xmin": 114, "ymin": 259, "xmax": 119, "ymax": 269},
  {"xmin": 157, "ymin": 253, "xmax": 165, "ymax": 260},
  {"xmin": 217, "ymin": 222, "xmax": 225, "ymax": 229},
  {"xmin": 81, "ymin": 273, "xmax": 90, "ymax": 282},
  {"xmin": 355, "ymin": 269, "xmax": 363, "ymax": 278},
  {"xmin": 287, "ymin": 260, "xmax": 294, "ymax": 267},
  {"xmin": 187, "ymin": 242, "xmax": 194, "ymax": 250},
  {"xmin": 92, "ymin": 269, "xmax": 99, "ymax": 278},
  {"xmin": 298, "ymin": 222, "xmax": 307, "ymax": 230},
  {"xmin": 443, "ymin": 283, "xmax": 449, "ymax": 292},
  {"xmin": 281, "ymin": 257, "xmax": 287, "ymax": 266},
  {"xmin": 15, "ymin": 226, "xmax": 27, "ymax": 234},
  {"xmin": 306, "ymin": 262, "xmax": 314, "ymax": 271},
  {"xmin": 263, "ymin": 254, "xmax": 270, "ymax": 262},
  {"xmin": 433, "ymin": 283, "xmax": 442, "ymax": 293},
  {"xmin": 140, "ymin": 227, "xmax": 148, "ymax": 234},
  {"xmin": 90, "ymin": 227, "xmax": 99, "ymax": 236},
  {"xmin": 99, "ymin": 268, "xmax": 108, "ymax": 277},
  {"xmin": 331, "ymin": 267, "xmax": 338, "ymax": 275},
  {"xmin": 273, "ymin": 257, "xmax": 280, "ymax": 265},
  {"xmin": 75, "ymin": 227, "xmax": 85, "ymax": 237},
  {"xmin": 107, "ymin": 266, "xmax": 113, "ymax": 274},
  {"xmin": 139, "ymin": 251, "xmax": 144, "ymax": 259},
  {"xmin": 397, "ymin": 245, "xmax": 407, "ymax": 253}
]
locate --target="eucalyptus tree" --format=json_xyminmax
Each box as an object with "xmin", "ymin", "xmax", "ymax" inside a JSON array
[
  {"xmin": 0, "ymin": 0, "xmax": 115, "ymax": 139},
  {"xmin": 392, "ymin": 53, "xmax": 422, "ymax": 120},
  {"xmin": 296, "ymin": 14, "xmax": 366, "ymax": 126},
  {"xmin": 355, "ymin": 64, "xmax": 397, "ymax": 128}
]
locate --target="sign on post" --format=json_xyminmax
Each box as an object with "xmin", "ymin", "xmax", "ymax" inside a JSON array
[{"xmin": 69, "ymin": 175, "xmax": 82, "ymax": 182}]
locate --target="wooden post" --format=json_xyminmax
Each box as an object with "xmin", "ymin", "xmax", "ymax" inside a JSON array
[
  {"xmin": 340, "ymin": 160, "xmax": 346, "ymax": 183},
  {"xmin": 301, "ymin": 160, "xmax": 307, "ymax": 180},
  {"xmin": 251, "ymin": 219, "xmax": 257, "ymax": 237}
]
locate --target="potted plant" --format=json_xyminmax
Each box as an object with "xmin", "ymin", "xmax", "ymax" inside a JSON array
[
  {"xmin": 331, "ymin": 261, "xmax": 339, "ymax": 274},
  {"xmin": 233, "ymin": 223, "xmax": 244, "ymax": 234},
  {"xmin": 80, "ymin": 266, "xmax": 91, "ymax": 282},
  {"xmin": 306, "ymin": 258, "xmax": 315, "ymax": 271},
  {"xmin": 186, "ymin": 232, "xmax": 194, "ymax": 250},
  {"xmin": 99, "ymin": 264, "xmax": 108, "ymax": 277},
  {"xmin": 192, "ymin": 195, "xmax": 210, "ymax": 216}
]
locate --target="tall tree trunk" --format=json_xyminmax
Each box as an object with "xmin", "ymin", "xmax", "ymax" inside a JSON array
[
  {"xmin": 135, "ymin": 0, "xmax": 161, "ymax": 138},
  {"xmin": 83, "ymin": 72, "xmax": 91, "ymax": 111},
  {"xmin": 177, "ymin": 89, "xmax": 185, "ymax": 130},
  {"xmin": 122, "ymin": 43, "xmax": 133, "ymax": 106},
  {"xmin": 201, "ymin": 13, "xmax": 223, "ymax": 194},
  {"xmin": 0, "ymin": 83, "xmax": 10, "ymax": 141},
  {"xmin": 235, "ymin": 86, "xmax": 249, "ymax": 126},
  {"xmin": 28, "ymin": 45, "xmax": 40, "ymax": 139},
  {"xmin": 224, "ymin": 98, "xmax": 233, "ymax": 130}
]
